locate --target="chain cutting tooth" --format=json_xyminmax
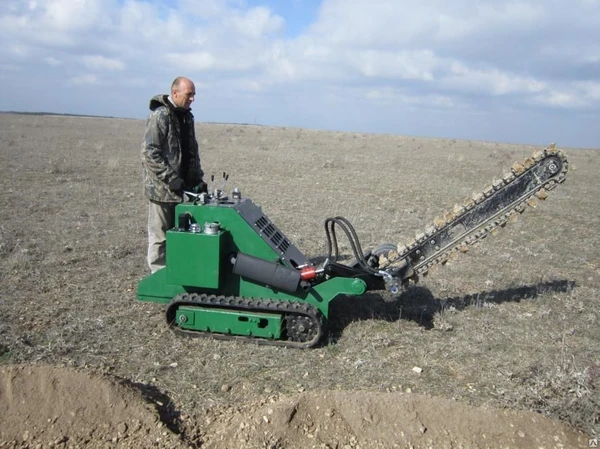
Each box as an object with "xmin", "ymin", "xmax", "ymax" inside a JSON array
[
  {"xmin": 508, "ymin": 213, "xmax": 520, "ymax": 223},
  {"xmin": 532, "ymin": 150, "xmax": 545, "ymax": 162},
  {"xmin": 523, "ymin": 157, "xmax": 535, "ymax": 169},
  {"xmin": 453, "ymin": 204, "xmax": 465, "ymax": 215},
  {"xmin": 503, "ymin": 172, "xmax": 515, "ymax": 183},
  {"xmin": 425, "ymin": 226, "xmax": 437, "ymax": 237},
  {"xmin": 512, "ymin": 162, "xmax": 525, "ymax": 175},
  {"xmin": 473, "ymin": 192, "xmax": 486, "ymax": 204},
  {"xmin": 536, "ymin": 189, "xmax": 549, "ymax": 200},
  {"xmin": 434, "ymin": 217, "xmax": 446, "ymax": 228}
]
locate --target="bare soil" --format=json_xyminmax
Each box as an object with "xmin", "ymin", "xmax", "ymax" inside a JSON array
[
  {"xmin": 0, "ymin": 364, "xmax": 587, "ymax": 449},
  {"xmin": 0, "ymin": 364, "xmax": 186, "ymax": 448},
  {"xmin": 0, "ymin": 113, "xmax": 598, "ymax": 448}
]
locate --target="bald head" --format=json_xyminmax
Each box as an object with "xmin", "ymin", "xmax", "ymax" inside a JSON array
[{"xmin": 171, "ymin": 77, "xmax": 196, "ymax": 110}]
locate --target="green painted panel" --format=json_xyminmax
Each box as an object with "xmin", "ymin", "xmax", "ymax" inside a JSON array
[
  {"xmin": 175, "ymin": 203, "xmax": 277, "ymax": 261},
  {"xmin": 175, "ymin": 307, "xmax": 282, "ymax": 338},
  {"xmin": 137, "ymin": 268, "xmax": 186, "ymax": 304},
  {"xmin": 166, "ymin": 230, "xmax": 222, "ymax": 288}
]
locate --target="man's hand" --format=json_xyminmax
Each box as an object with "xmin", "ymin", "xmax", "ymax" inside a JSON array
[
  {"xmin": 192, "ymin": 180, "xmax": 208, "ymax": 193},
  {"xmin": 168, "ymin": 177, "xmax": 184, "ymax": 191}
]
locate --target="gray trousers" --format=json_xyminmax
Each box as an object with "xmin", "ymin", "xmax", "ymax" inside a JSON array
[{"xmin": 147, "ymin": 200, "xmax": 177, "ymax": 273}]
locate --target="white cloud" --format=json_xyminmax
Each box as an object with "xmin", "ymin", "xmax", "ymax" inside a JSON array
[
  {"xmin": 354, "ymin": 50, "xmax": 437, "ymax": 81},
  {"xmin": 445, "ymin": 62, "xmax": 547, "ymax": 95},
  {"xmin": 365, "ymin": 87, "xmax": 456, "ymax": 109},
  {"xmin": 578, "ymin": 81, "xmax": 600, "ymax": 100},
  {"xmin": 310, "ymin": 1, "xmax": 545, "ymax": 47},
  {"xmin": 531, "ymin": 91, "xmax": 585, "ymax": 108},
  {"xmin": 9, "ymin": 43, "xmax": 31, "ymax": 57},
  {"xmin": 264, "ymin": 42, "xmax": 295, "ymax": 80},
  {"xmin": 177, "ymin": 0, "xmax": 229, "ymax": 19},
  {"xmin": 0, "ymin": 0, "xmax": 115, "ymax": 48},
  {"xmin": 82, "ymin": 55, "xmax": 124, "ymax": 71},
  {"xmin": 528, "ymin": 80, "xmax": 600, "ymax": 109},
  {"xmin": 44, "ymin": 56, "xmax": 62, "ymax": 66},
  {"xmin": 0, "ymin": 63, "xmax": 22, "ymax": 72},
  {"xmin": 43, "ymin": 0, "xmax": 108, "ymax": 31},
  {"xmin": 228, "ymin": 78, "xmax": 266, "ymax": 93},
  {"xmin": 165, "ymin": 51, "xmax": 216, "ymax": 71},
  {"xmin": 117, "ymin": 1, "xmax": 165, "ymax": 43},
  {"xmin": 70, "ymin": 74, "xmax": 99, "ymax": 85},
  {"xmin": 226, "ymin": 6, "xmax": 284, "ymax": 38}
]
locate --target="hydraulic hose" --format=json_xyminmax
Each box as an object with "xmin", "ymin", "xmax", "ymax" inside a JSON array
[{"xmin": 324, "ymin": 216, "xmax": 381, "ymax": 276}]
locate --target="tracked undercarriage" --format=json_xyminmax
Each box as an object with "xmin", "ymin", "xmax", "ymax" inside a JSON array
[
  {"xmin": 138, "ymin": 144, "xmax": 569, "ymax": 348},
  {"xmin": 166, "ymin": 294, "xmax": 324, "ymax": 348}
]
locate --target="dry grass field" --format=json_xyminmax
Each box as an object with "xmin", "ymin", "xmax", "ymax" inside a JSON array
[{"xmin": 0, "ymin": 112, "xmax": 598, "ymax": 448}]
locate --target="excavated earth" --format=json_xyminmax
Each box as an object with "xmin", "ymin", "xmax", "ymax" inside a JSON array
[
  {"xmin": 0, "ymin": 365, "xmax": 185, "ymax": 448},
  {"xmin": 0, "ymin": 364, "xmax": 587, "ymax": 448}
]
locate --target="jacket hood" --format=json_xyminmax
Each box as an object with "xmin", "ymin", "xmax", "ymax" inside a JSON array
[
  {"xmin": 149, "ymin": 94, "xmax": 170, "ymax": 111},
  {"xmin": 149, "ymin": 94, "xmax": 192, "ymax": 114}
]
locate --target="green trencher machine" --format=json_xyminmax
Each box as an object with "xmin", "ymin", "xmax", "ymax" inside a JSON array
[
  {"xmin": 138, "ymin": 186, "xmax": 371, "ymax": 348},
  {"xmin": 138, "ymin": 147, "xmax": 569, "ymax": 348}
]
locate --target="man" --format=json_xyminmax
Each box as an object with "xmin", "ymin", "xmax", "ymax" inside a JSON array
[{"xmin": 141, "ymin": 76, "xmax": 206, "ymax": 273}]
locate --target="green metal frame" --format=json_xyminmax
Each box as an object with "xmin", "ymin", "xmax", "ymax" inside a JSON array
[
  {"xmin": 137, "ymin": 200, "xmax": 367, "ymax": 321},
  {"xmin": 175, "ymin": 307, "xmax": 282, "ymax": 339}
]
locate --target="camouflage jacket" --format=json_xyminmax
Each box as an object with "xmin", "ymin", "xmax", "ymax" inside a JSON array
[{"xmin": 141, "ymin": 95, "xmax": 203, "ymax": 202}]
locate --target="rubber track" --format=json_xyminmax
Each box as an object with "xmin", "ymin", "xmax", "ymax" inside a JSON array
[
  {"xmin": 165, "ymin": 293, "xmax": 325, "ymax": 348},
  {"xmin": 383, "ymin": 145, "xmax": 569, "ymax": 279}
]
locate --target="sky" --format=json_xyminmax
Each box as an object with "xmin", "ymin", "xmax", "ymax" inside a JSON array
[{"xmin": 0, "ymin": 0, "xmax": 598, "ymax": 148}]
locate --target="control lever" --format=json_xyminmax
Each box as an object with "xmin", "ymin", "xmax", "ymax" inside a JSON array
[{"xmin": 219, "ymin": 172, "xmax": 229, "ymax": 192}]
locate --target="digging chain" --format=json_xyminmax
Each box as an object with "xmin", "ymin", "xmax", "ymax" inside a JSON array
[{"xmin": 381, "ymin": 144, "xmax": 569, "ymax": 281}]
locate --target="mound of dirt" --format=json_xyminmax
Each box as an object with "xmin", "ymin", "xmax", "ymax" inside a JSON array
[
  {"xmin": 0, "ymin": 364, "xmax": 587, "ymax": 449},
  {"xmin": 202, "ymin": 391, "xmax": 587, "ymax": 449},
  {"xmin": 0, "ymin": 365, "xmax": 186, "ymax": 448}
]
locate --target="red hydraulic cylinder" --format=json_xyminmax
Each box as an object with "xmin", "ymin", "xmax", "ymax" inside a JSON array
[{"xmin": 300, "ymin": 266, "xmax": 317, "ymax": 281}]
